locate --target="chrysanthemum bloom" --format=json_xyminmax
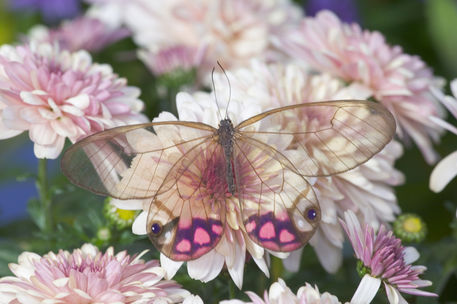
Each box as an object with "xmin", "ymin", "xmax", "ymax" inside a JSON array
[
  {"xmin": 430, "ymin": 79, "xmax": 457, "ymax": 192},
  {"xmin": 213, "ymin": 61, "xmax": 403, "ymax": 273},
  {"xmin": 87, "ymin": 0, "xmax": 302, "ymax": 81},
  {"xmin": 111, "ymin": 97, "xmax": 282, "ymax": 288},
  {"xmin": 28, "ymin": 16, "xmax": 130, "ymax": 53},
  {"xmin": 0, "ymin": 243, "xmax": 192, "ymax": 303},
  {"xmin": 340, "ymin": 210, "xmax": 437, "ymax": 304},
  {"xmin": 277, "ymin": 10, "xmax": 444, "ymax": 164},
  {"xmin": 220, "ymin": 278, "xmax": 346, "ymax": 304},
  {"xmin": 0, "ymin": 41, "xmax": 147, "ymax": 159}
]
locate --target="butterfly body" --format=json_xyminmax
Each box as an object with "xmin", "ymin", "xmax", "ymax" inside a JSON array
[
  {"xmin": 61, "ymin": 100, "xmax": 396, "ymax": 261},
  {"xmin": 216, "ymin": 118, "xmax": 236, "ymax": 194}
]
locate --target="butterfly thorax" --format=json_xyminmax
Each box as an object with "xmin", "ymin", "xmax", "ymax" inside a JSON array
[{"xmin": 217, "ymin": 118, "xmax": 236, "ymax": 195}]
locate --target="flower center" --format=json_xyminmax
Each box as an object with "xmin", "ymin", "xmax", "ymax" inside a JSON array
[
  {"xmin": 116, "ymin": 208, "xmax": 136, "ymax": 221},
  {"xmin": 402, "ymin": 217, "xmax": 422, "ymax": 233}
]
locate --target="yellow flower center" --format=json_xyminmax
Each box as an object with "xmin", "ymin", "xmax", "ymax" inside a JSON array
[
  {"xmin": 116, "ymin": 208, "xmax": 136, "ymax": 221},
  {"xmin": 402, "ymin": 217, "xmax": 422, "ymax": 233}
]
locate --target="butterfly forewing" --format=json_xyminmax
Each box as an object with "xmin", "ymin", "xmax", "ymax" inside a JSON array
[
  {"xmin": 61, "ymin": 121, "xmax": 215, "ymax": 199},
  {"xmin": 233, "ymin": 136, "xmax": 321, "ymax": 252},
  {"xmin": 147, "ymin": 140, "xmax": 227, "ymax": 261},
  {"xmin": 235, "ymin": 100, "xmax": 395, "ymax": 177}
]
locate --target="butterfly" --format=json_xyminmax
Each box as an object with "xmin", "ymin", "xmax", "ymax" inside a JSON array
[{"xmin": 61, "ymin": 99, "xmax": 395, "ymax": 261}]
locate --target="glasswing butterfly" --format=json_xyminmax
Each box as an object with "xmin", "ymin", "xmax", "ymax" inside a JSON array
[{"xmin": 61, "ymin": 92, "xmax": 395, "ymax": 261}]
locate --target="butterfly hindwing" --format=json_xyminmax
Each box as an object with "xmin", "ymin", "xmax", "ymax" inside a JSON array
[
  {"xmin": 234, "ymin": 136, "xmax": 320, "ymax": 252},
  {"xmin": 146, "ymin": 140, "xmax": 227, "ymax": 261}
]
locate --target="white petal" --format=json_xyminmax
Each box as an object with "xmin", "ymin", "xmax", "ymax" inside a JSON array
[
  {"xmin": 309, "ymin": 229, "xmax": 342, "ymax": 273},
  {"xmin": 226, "ymin": 235, "xmax": 246, "ymax": 289},
  {"xmin": 33, "ymin": 136, "xmax": 65, "ymax": 159},
  {"xmin": 20, "ymin": 91, "xmax": 46, "ymax": 106},
  {"xmin": 66, "ymin": 94, "xmax": 90, "ymax": 109},
  {"xmin": 282, "ymin": 248, "xmax": 302, "ymax": 272},
  {"xmin": 187, "ymin": 250, "xmax": 224, "ymax": 282},
  {"xmin": 402, "ymin": 247, "xmax": 419, "ymax": 265},
  {"xmin": 182, "ymin": 295, "xmax": 204, "ymax": 304},
  {"xmin": 384, "ymin": 283, "xmax": 408, "ymax": 304},
  {"xmin": 132, "ymin": 211, "xmax": 147, "ymax": 235},
  {"xmin": 429, "ymin": 150, "xmax": 457, "ymax": 192},
  {"xmin": 111, "ymin": 198, "xmax": 145, "ymax": 210},
  {"xmin": 351, "ymin": 275, "xmax": 381, "ymax": 304},
  {"xmin": 160, "ymin": 254, "xmax": 183, "ymax": 279},
  {"xmin": 29, "ymin": 124, "xmax": 57, "ymax": 145}
]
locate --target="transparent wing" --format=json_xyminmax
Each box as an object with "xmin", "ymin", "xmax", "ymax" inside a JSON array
[
  {"xmin": 146, "ymin": 140, "xmax": 227, "ymax": 261},
  {"xmin": 235, "ymin": 100, "xmax": 395, "ymax": 177},
  {"xmin": 233, "ymin": 137, "xmax": 320, "ymax": 252},
  {"xmin": 61, "ymin": 121, "xmax": 215, "ymax": 199}
]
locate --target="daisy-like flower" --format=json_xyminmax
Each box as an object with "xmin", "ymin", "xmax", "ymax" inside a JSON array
[
  {"xmin": 220, "ymin": 278, "xmax": 346, "ymax": 304},
  {"xmin": 0, "ymin": 41, "xmax": 147, "ymax": 159},
  {"xmin": 213, "ymin": 61, "xmax": 403, "ymax": 273},
  {"xmin": 277, "ymin": 10, "xmax": 444, "ymax": 164},
  {"xmin": 340, "ymin": 210, "xmax": 437, "ymax": 304},
  {"xmin": 0, "ymin": 243, "xmax": 191, "ymax": 303},
  {"xmin": 104, "ymin": 198, "xmax": 139, "ymax": 229},
  {"xmin": 87, "ymin": 0, "xmax": 302, "ymax": 81},
  {"xmin": 28, "ymin": 16, "xmax": 130, "ymax": 53},
  {"xmin": 429, "ymin": 79, "xmax": 457, "ymax": 192}
]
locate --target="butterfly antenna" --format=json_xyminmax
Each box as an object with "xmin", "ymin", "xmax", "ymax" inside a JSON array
[
  {"xmin": 217, "ymin": 61, "xmax": 231, "ymax": 119},
  {"xmin": 211, "ymin": 66, "xmax": 223, "ymax": 121}
]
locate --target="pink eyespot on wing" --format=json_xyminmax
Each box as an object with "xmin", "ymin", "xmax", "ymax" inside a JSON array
[
  {"xmin": 194, "ymin": 227, "xmax": 211, "ymax": 245},
  {"xmin": 259, "ymin": 222, "xmax": 276, "ymax": 240}
]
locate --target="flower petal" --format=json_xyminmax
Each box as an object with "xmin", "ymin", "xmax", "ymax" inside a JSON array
[{"xmin": 351, "ymin": 275, "xmax": 381, "ymax": 304}]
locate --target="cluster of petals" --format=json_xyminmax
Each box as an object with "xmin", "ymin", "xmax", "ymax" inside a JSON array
[
  {"xmin": 28, "ymin": 16, "xmax": 130, "ymax": 53},
  {"xmin": 277, "ymin": 10, "xmax": 444, "ymax": 163},
  {"xmin": 340, "ymin": 210, "xmax": 437, "ymax": 304},
  {"xmin": 220, "ymin": 278, "xmax": 345, "ymax": 304},
  {"xmin": 0, "ymin": 41, "xmax": 147, "ymax": 158},
  {"xmin": 429, "ymin": 79, "xmax": 457, "ymax": 192},
  {"xmin": 0, "ymin": 243, "xmax": 192, "ymax": 303},
  {"xmin": 87, "ymin": 0, "xmax": 302, "ymax": 80},
  {"xmin": 112, "ymin": 93, "xmax": 275, "ymax": 289},
  {"xmin": 215, "ymin": 61, "xmax": 404, "ymax": 273}
]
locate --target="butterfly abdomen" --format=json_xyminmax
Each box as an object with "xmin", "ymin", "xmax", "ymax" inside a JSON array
[{"xmin": 217, "ymin": 119, "xmax": 236, "ymax": 194}]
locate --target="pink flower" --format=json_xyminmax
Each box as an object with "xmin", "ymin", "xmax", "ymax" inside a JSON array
[
  {"xmin": 0, "ymin": 243, "xmax": 191, "ymax": 303},
  {"xmin": 340, "ymin": 210, "xmax": 437, "ymax": 304},
  {"xmin": 277, "ymin": 10, "xmax": 444, "ymax": 164},
  {"xmin": 28, "ymin": 16, "xmax": 130, "ymax": 53},
  {"xmin": 215, "ymin": 61, "xmax": 403, "ymax": 273},
  {"xmin": 138, "ymin": 45, "xmax": 202, "ymax": 76},
  {"xmin": 0, "ymin": 41, "xmax": 147, "ymax": 159},
  {"xmin": 88, "ymin": 0, "xmax": 302, "ymax": 80},
  {"xmin": 430, "ymin": 79, "xmax": 457, "ymax": 192},
  {"xmin": 220, "ymin": 279, "xmax": 346, "ymax": 304}
]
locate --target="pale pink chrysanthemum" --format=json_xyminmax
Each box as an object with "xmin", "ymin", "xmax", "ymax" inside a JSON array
[
  {"xmin": 213, "ymin": 61, "xmax": 403, "ymax": 273},
  {"xmin": 220, "ymin": 278, "xmax": 347, "ymax": 304},
  {"xmin": 277, "ymin": 10, "xmax": 444, "ymax": 164},
  {"xmin": 340, "ymin": 210, "xmax": 437, "ymax": 304},
  {"xmin": 0, "ymin": 41, "xmax": 147, "ymax": 159},
  {"xmin": 429, "ymin": 79, "xmax": 457, "ymax": 192},
  {"xmin": 87, "ymin": 0, "xmax": 302, "ymax": 80},
  {"xmin": 28, "ymin": 16, "xmax": 130, "ymax": 53},
  {"xmin": 0, "ymin": 243, "xmax": 192, "ymax": 303},
  {"xmin": 138, "ymin": 45, "xmax": 203, "ymax": 76},
  {"xmin": 112, "ymin": 94, "xmax": 282, "ymax": 288}
]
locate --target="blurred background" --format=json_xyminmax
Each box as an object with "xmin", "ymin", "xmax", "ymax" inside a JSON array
[{"xmin": 0, "ymin": 0, "xmax": 456, "ymax": 303}]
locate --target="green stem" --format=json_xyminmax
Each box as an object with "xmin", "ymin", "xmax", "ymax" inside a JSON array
[
  {"xmin": 228, "ymin": 278, "xmax": 236, "ymax": 299},
  {"xmin": 37, "ymin": 158, "xmax": 52, "ymax": 233},
  {"xmin": 271, "ymin": 256, "xmax": 284, "ymax": 282}
]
